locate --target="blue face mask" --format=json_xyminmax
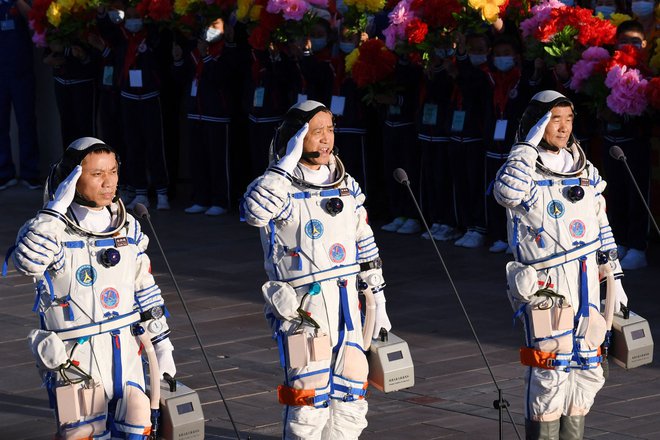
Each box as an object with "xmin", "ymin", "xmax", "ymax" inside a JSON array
[
  {"xmin": 124, "ymin": 18, "xmax": 143, "ymax": 33},
  {"xmin": 339, "ymin": 42, "xmax": 356, "ymax": 54},
  {"xmin": 493, "ymin": 56, "xmax": 515, "ymax": 72},
  {"xmin": 435, "ymin": 48, "xmax": 455, "ymax": 59},
  {"xmin": 469, "ymin": 54, "xmax": 488, "ymax": 66},
  {"xmin": 108, "ymin": 9, "xmax": 124, "ymax": 24},
  {"xmin": 595, "ymin": 6, "xmax": 616, "ymax": 18},
  {"xmin": 310, "ymin": 38, "xmax": 327, "ymax": 52}
]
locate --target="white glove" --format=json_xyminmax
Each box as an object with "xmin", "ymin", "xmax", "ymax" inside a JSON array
[
  {"xmin": 276, "ymin": 123, "xmax": 309, "ymax": 175},
  {"xmin": 613, "ymin": 279, "xmax": 628, "ymax": 314},
  {"xmin": 525, "ymin": 111, "xmax": 552, "ymax": 147},
  {"xmin": 154, "ymin": 338, "xmax": 176, "ymax": 379},
  {"xmin": 372, "ymin": 291, "xmax": 392, "ymax": 340},
  {"xmin": 46, "ymin": 165, "xmax": 82, "ymax": 214}
]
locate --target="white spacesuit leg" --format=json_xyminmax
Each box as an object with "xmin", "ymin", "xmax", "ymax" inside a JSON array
[{"xmin": 321, "ymin": 399, "xmax": 368, "ymax": 440}]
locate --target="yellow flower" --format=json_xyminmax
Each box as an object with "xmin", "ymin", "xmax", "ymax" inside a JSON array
[
  {"xmin": 609, "ymin": 13, "xmax": 632, "ymax": 27},
  {"xmin": 468, "ymin": 0, "xmax": 506, "ymax": 24},
  {"xmin": 174, "ymin": 0, "xmax": 190, "ymax": 15},
  {"xmin": 365, "ymin": 0, "xmax": 385, "ymax": 13},
  {"xmin": 249, "ymin": 5, "xmax": 262, "ymax": 21},
  {"xmin": 236, "ymin": 0, "xmax": 251, "ymax": 21},
  {"xmin": 47, "ymin": 2, "xmax": 62, "ymax": 27},
  {"xmin": 57, "ymin": 0, "xmax": 75, "ymax": 13},
  {"xmin": 345, "ymin": 47, "xmax": 360, "ymax": 72}
]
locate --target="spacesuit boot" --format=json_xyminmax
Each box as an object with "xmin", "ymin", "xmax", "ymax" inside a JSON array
[
  {"xmin": 559, "ymin": 415, "xmax": 585, "ymax": 440},
  {"xmin": 526, "ymin": 418, "xmax": 560, "ymax": 440}
]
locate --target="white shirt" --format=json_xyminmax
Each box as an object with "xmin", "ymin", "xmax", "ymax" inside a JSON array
[
  {"xmin": 539, "ymin": 148, "xmax": 575, "ymax": 173},
  {"xmin": 70, "ymin": 203, "xmax": 113, "ymax": 233}
]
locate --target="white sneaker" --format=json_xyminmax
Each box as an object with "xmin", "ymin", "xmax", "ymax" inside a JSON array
[
  {"xmin": 381, "ymin": 217, "xmax": 407, "ymax": 232},
  {"xmin": 184, "ymin": 204, "xmax": 209, "ymax": 214},
  {"xmin": 489, "ymin": 240, "xmax": 509, "ymax": 253},
  {"xmin": 205, "ymin": 206, "xmax": 227, "ymax": 216},
  {"xmin": 421, "ymin": 223, "xmax": 442, "ymax": 239},
  {"xmin": 620, "ymin": 248, "xmax": 647, "ymax": 270},
  {"xmin": 126, "ymin": 195, "xmax": 149, "ymax": 210},
  {"xmin": 397, "ymin": 218, "xmax": 421, "ymax": 234},
  {"xmin": 156, "ymin": 194, "xmax": 170, "ymax": 210},
  {"xmin": 617, "ymin": 245, "xmax": 628, "ymax": 260},
  {"xmin": 433, "ymin": 225, "xmax": 462, "ymax": 241},
  {"xmin": 461, "ymin": 231, "xmax": 486, "ymax": 248}
]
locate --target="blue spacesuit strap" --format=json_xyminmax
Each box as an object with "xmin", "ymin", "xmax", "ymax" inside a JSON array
[
  {"xmin": 338, "ymin": 280, "xmax": 354, "ymax": 332},
  {"xmin": 276, "ymin": 330, "xmax": 287, "ymax": 370},
  {"xmin": 575, "ymin": 256, "xmax": 589, "ymax": 325},
  {"xmin": 63, "ymin": 241, "xmax": 84, "ymax": 248},
  {"xmin": 485, "ymin": 179, "xmax": 495, "ymax": 196},
  {"xmin": 512, "ymin": 303, "xmax": 526, "ymax": 328},
  {"xmin": 110, "ymin": 327, "xmax": 123, "ymax": 400},
  {"xmin": 267, "ymin": 220, "xmax": 276, "ymax": 260},
  {"xmin": 2, "ymin": 244, "xmax": 16, "ymax": 276},
  {"xmin": 43, "ymin": 271, "xmax": 56, "ymax": 302}
]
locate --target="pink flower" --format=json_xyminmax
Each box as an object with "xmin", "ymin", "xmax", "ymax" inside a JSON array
[
  {"xmin": 32, "ymin": 31, "xmax": 47, "ymax": 47},
  {"xmin": 520, "ymin": 0, "xmax": 564, "ymax": 38},
  {"xmin": 605, "ymin": 65, "xmax": 648, "ymax": 116},
  {"xmin": 282, "ymin": 0, "xmax": 309, "ymax": 20},
  {"xmin": 582, "ymin": 46, "xmax": 610, "ymax": 61},
  {"xmin": 383, "ymin": 24, "xmax": 399, "ymax": 49},
  {"xmin": 266, "ymin": 0, "xmax": 287, "ymax": 14},
  {"xmin": 388, "ymin": 0, "xmax": 414, "ymax": 26}
]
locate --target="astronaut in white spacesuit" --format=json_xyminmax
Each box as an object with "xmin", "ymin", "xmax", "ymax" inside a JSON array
[
  {"xmin": 242, "ymin": 100, "xmax": 391, "ymax": 440},
  {"xmin": 11, "ymin": 137, "xmax": 176, "ymax": 439},
  {"xmin": 493, "ymin": 91, "xmax": 629, "ymax": 440}
]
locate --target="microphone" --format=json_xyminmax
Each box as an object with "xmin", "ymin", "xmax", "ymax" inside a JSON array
[
  {"xmin": 301, "ymin": 151, "xmax": 321, "ymax": 159},
  {"xmin": 609, "ymin": 145, "xmax": 626, "ymax": 161},
  {"xmin": 609, "ymin": 145, "xmax": 660, "ymax": 238},
  {"xmin": 392, "ymin": 169, "xmax": 521, "ymax": 440},
  {"xmin": 133, "ymin": 203, "xmax": 150, "ymax": 220},
  {"xmin": 393, "ymin": 168, "xmax": 409, "ymax": 185}
]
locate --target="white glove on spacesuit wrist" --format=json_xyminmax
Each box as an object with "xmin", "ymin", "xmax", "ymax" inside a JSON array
[
  {"xmin": 372, "ymin": 291, "xmax": 392, "ymax": 340},
  {"xmin": 275, "ymin": 123, "xmax": 308, "ymax": 175},
  {"xmin": 46, "ymin": 165, "xmax": 82, "ymax": 215},
  {"xmin": 613, "ymin": 279, "xmax": 628, "ymax": 314},
  {"xmin": 525, "ymin": 111, "xmax": 552, "ymax": 147},
  {"xmin": 154, "ymin": 338, "xmax": 176, "ymax": 379}
]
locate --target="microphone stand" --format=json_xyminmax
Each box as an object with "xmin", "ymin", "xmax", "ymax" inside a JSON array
[{"xmin": 393, "ymin": 169, "xmax": 522, "ymax": 440}]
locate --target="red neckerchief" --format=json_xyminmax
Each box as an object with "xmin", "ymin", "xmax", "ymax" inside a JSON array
[
  {"xmin": 489, "ymin": 67, "xmax": 521, "ymax": 118},
  {"xmin": 191, "ymin": 40, "xmax": 225, "ymax": 81},
  {"xmin": 121, "ymin": 28, "xmax": 147, "ymax": 80}
]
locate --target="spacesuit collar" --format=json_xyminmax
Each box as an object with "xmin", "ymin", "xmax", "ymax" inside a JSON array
[
  {"xmin": 291, "ymin": 154, "xmax": 346, "ymax": 189},
  {"xmin": 64, "ymin": 199, "xmax": 128, "ymax": 238},
  {"xmin": 536, "ymin": 141, "xmax": 586, "ymax": 178}
]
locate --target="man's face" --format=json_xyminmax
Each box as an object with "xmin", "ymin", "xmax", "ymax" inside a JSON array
[
  {"xmin": 301, "ymin": 111, "xmax": 334, "ymax": 168},
  {"xmin": 543, "ymin": 105, "xmax": 574, "ymax": 150},
  {"xmin": 76, "ymin": 151, "xmax": 119, "ymax": 208},
  {"xmin": 617, "ymin": 30, "xmax": 647, "ymax": 49}
]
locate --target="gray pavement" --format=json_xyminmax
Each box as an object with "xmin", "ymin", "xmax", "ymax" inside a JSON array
[{"xmin": 1, "ymin": 187, "xmax": 659, "ymax": 439}]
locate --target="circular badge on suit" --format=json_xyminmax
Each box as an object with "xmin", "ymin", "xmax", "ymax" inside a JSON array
[
  {"xmin": 547, "ymin": 200, "xmax": 565, "ymax": 219},
  {"xmin": 329, "ymin": 243, "xmax": 346, "ymax": 263},
  {"xmin": 569, "ymin": 219, "xmax": 586, "ymax": 238},
  {"xmin": 76, "ymin": 265, "xmax": 97, "ymax": 286},
  {"xmin": 100, "ymin": 287, "xmax": 120, "ymax": 309},
  {"xmin": 305, "ymin": 219, "xmax": 324, "ymax": 239}
]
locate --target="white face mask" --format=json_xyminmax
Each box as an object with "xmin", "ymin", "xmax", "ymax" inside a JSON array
[
  {"xmin": 339, "ymin": 42, "xmax": 356, "ymax": 54},
  {"xmin": 204, "ymin": 27, "xmax": 223, "ymax": 43},
  {"xmin": 108, "ymin": 9, "xmax": 124, "ymax": 24},
  {"xmin": 595, "ymin": 6, "xmax": 616, "ymax": 18},
  {"xmin": 124, "ymin": 18, "xmax": 143, "ymax": 33},
  {"xmin": 631, "ymin": 1, "xmax": 654, "ymax": 17},
  {"xmin": 310, "ymin": 37, "xmax": 327, "ymax": 52},
  {"xmin": 434, "ymin": 48, "xmax": 455, "ymax": 58},
  {"xmin": 493, "ymin": 56, "xmax": 515, "ymax": 72},
  {"xmin": 469, "ymin": 54, "xmax": 488, "ymax": 66}
]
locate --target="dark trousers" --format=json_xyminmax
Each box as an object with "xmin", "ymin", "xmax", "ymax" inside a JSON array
[
  {"xmin": 121, "ymin": 96, "xmax": 168, "ymax": 192},
  {"xmin": 0, "ymin": 73, "xmax": 39, "ymax": 180},
  {"xmin": 97, "ymin": 90, "xmax": 125, "ymax": 175},
  {"xmin": 485, "ymin": 155, "xmax": 507, "ymax": 242},
  {"xmin": 336, "ymin": 132, "xmax": 368, "ymax": 195},
  {"xmin": 449, "ymin": 139, "xmax": 486, "ymax": 232},
  {"xmin": 248, "ymin": 119, "xmax": 280, "ymax": 181},
  {"xmin": 419, "ymin": 139, "xmax": 455, "ymax": 226},
  {"xmin": 602, "ymin": 137, "xmax": 651, "ymax": 251},
  {"xmin": 188, "ymin": 119, "xmax": 230, "ymax": 208},
  {"xmin": 53, "ymin": 80, "xmax": 95, "ymax": 148},
  {"xmin": 382, "ymin": 123, "xmax": 419, "ymax": 219}
]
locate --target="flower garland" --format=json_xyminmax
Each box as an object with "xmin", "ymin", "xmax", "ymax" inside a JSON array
[{"xmin": 345, "ymin": 38, "xmax": 397, "ymax": 104}]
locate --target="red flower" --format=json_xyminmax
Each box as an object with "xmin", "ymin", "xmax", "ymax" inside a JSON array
[
  {"xmin": 608, "ymin": 45, "xmax": 643, "ymax": 69},
  {"xmin": 351, "ymin": 38, "xmax": 397, "ymax": 88},
  {"xmin": 28, "ymin": 0, "xmax": 53, "ymax": 35},
  {"xmin": 147, "ymin": 0, "xmax": 173, "ymax": 21},
  {"xmin": 405, "ymin": 18, "xmax": 428, "ymax": 45},
  {"xmin": 410, "ymin": 0, "xmax": 461, "ymax": 29},
  {"xmin": 535, "ymin": 6, "xmax": 616, "ymax": 47},
  {"xmin": 647, "ymin": 77, "xmax": 660, "ymax": 110}
]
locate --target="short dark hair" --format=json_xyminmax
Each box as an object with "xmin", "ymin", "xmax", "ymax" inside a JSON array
[{"xmin": 616, "ymin": 20, "xmax": 645, "ymax": 38}]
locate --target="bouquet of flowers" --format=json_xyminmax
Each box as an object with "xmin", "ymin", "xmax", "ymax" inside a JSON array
[
  {"xmin": 467, "ymin": 0, "xmax": 507, "ymax": 24},
  {"xmin": 345, "ymin": 37, "xmax": 398, "ymax": 104},
  {"xmin": 246, "ymin": 0, "xmax": 329, "ymax": 50},
  {"xmin": 341, "ymin": 0, "xmax": 386, "ymax": 35},
  {"xmin": 29, "ymin": 0, "xmax": 100, "ymax": 47},
  {"xmin": 570, "ymin": 45, "xmax": 650, "ymax": 116},
  {"xmin": 134, "ymin": 0, "xmax": 174, "ymax": 22},
  {"xmin": 520, "ymin": 0, "xmax": 616, "ymax": 65}
]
